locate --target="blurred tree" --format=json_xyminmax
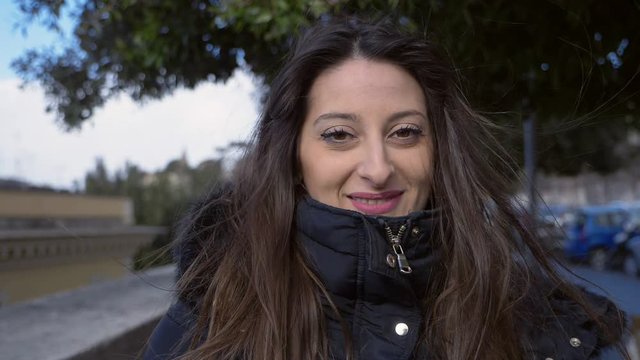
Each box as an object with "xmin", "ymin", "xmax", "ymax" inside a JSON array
[
  {"xmin": 84, "ymin": 157, "xmax": 114, "ymax": 195},
  {"xmin": 192, "ymin": 158, "xmax": 225, "ymax": 192},
  {"xmin": 82, "ymin": 153, "xmax": 226, "ymax": 269},
  {"xmin": 83, "ymin": 155, "xmax": 224, "ymax": 225},
  {"xmin": 12, "ymin": 0, "xmax": 640, "ymax": 174},
  {"xmin": 120, "ymin": 162, "xmax": 146, "ymax": 223}
]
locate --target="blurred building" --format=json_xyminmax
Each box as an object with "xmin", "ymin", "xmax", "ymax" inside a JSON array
[
  {"xmin": 537, "ymin": 166, "xmax": 640, "ymax": 206},
  {"xmin": 0, "ymin": 189, "xmax": 165, "ymax": 306}
]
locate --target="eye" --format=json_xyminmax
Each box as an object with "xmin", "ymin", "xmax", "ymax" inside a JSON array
[
  {"xmin": 320, "ymin": 127, "xmax": 355, "ymax": 144},
  {"xmin": 389, "ymin": 125, "xmax": 423, "ymax": 143}
]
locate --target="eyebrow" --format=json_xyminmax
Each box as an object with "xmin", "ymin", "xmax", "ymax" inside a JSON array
[
  {"xmin": 388, "ymin": 110, "xmax": 427, "ymax": 122},
  {"xmin": 313, "ymin": 110, "xmax": 427, "ymax": 126},
  {"xmin": 313, "ymin": 112, "xmax": 357, "ymax": 125}
]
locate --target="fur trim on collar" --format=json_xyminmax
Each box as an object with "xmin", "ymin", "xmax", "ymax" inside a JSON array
[{"xmin": 172, "ymin": 184, "xmax": 233, "ymax": 279}]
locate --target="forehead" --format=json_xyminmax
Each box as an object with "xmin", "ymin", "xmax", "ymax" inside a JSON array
[{"xmin": 306, "ymin": 58, "xmax": 426, "ymax": 115}]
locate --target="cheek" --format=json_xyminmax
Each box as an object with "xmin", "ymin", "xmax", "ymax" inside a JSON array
[
  {"xmin": 299, "ymin": 141, "xmax": 327, "ymax": 190},
  {"xmin": 303, "ymin": 158, "xmax": 345, "ymax": 189},
  {"xmin": 300, "ymin": 149, "xmax": 354, "ymax": 197},
  {"xmin": 401, "ymin": 150, "xmax": 434, "ymax": 211},
  {"xmin": 406, "ymin": 165, "xmax": 433, "ymax": 191},
  {"xmin": 399, "ymin": 146, "xmax": 434, "ymax": 187},
  {"xmin": 417, "ymin": 155, "xmax": 435, "ymax": 186}
]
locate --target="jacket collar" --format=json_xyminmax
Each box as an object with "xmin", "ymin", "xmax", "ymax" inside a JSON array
[{"xmin": 295, "ymin": 196, "xmax": 442, "ymax": 305}]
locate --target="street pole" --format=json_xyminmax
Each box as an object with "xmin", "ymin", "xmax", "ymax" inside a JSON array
[{"xmin": 524, "ymin": 112, "xmax": 537, "ymax": 218}]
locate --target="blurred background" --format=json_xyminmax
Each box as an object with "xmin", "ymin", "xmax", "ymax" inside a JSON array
[{"xmin": 0, "ymin": 1, "xmax": 638, "ymax": 359}]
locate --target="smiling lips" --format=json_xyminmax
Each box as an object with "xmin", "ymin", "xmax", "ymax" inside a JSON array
[{"xmin": 348, "ymin": 190, "xmax": 404, "ymax": 215}]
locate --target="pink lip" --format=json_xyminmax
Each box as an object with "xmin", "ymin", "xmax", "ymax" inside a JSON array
[{"xmin": 348, "ymin": 191, "xmax": 404, "ymax": 215}]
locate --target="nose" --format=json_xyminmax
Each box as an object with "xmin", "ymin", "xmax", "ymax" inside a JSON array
[{"xmin": 356, "ymin": 141, "xmax": 394, "ymax": 187}]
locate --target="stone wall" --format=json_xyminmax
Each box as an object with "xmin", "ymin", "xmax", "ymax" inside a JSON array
[
  {"xmin": 0, "ymin": 227, "xmax": 165, "ymax": 270},
  {"xmin": 0, "ymin": 265, "xmax": 174, "ymax": 360},
  {"xmin": 0, "ymin": 191, "xmax": 134, "ymax": 227},
  {"xmin": 0, "ymin": 227, "xmax": 165, "ymax": 305}
]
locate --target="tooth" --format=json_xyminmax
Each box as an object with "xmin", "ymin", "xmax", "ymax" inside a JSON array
[{"xmin": 353, "ymin": 197, "xmax": 389, "ymax": 205}]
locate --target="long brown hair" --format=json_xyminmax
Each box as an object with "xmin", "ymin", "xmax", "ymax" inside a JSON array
[{"xmin": 176, "ymin": 17, "xmax": 624, "ymax": 359}]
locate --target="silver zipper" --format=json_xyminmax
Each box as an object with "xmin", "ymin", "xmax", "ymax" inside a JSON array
[{"xmin": 384, "ymin": 224, "xmax": 412, "ymax": 274}]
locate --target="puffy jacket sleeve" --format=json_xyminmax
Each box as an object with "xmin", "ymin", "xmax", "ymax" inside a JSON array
[
  {"xmin": 522, "ymin": 286, "xmax": 626, "ymax": 360},
  {"xmin": 143, "ymin": 300, "xmax": 196, "ymax": 360}
]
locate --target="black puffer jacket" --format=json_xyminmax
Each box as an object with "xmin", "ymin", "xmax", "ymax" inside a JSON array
[{"xmin": 144, "ymin": 195, "xmax": 624, "ymax": 360}]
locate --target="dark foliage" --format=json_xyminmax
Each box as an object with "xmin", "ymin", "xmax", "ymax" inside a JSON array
[{"xmin": 12, "ymin": 0, "xmax": 640, "ymax": 173}]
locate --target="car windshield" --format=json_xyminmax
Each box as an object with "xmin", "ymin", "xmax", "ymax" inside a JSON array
[{"xmin": 608, "ymin": 211, "xmax": 628, "ymax": 226}]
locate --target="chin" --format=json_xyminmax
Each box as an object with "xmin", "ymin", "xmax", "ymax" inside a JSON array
[{"xmin": 389, "ymin": 209, "xmax": 410, "ymax": 217}]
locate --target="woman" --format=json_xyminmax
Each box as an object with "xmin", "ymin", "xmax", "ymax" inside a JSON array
[{"xmin": 144, "ymin": 17, "xmax": 626, "ymax": 360}]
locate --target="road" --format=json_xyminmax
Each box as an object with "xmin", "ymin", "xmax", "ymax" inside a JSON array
[{"xmin": 568, "ymin": 266, "xmax": 640, "ymax": 316}]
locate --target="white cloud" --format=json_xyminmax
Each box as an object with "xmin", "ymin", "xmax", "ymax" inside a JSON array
[{"xmin": 0, "ymin": 71, "xmax": 259, "ymax": 189}]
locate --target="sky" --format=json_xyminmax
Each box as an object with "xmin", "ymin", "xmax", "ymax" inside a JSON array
[{"xmin": 0, "ymin": 2, "xmax": 259, "ymax": 190}]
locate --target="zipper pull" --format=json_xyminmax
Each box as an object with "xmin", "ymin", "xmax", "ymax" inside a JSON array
[{"xmin": 384, "ymin": 224, "xmax": 412, "ymax": 274}]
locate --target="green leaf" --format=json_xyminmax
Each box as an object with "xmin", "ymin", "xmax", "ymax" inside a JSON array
[{"xmin": 255, "ymin": 12, "xmax": 273, "ymax": 24}]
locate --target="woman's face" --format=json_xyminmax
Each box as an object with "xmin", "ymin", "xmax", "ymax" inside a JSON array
[{"xmin": 298, "ymin": 58, "xmax": 434, "ymax": 216}]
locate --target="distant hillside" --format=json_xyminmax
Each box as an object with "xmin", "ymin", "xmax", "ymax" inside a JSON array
[{"xmin": 0, "ymin": 178, "xmax": 70, "ymax": 193}]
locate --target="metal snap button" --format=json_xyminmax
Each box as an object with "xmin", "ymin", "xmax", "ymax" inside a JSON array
[
  {"xmin": 411, "ymin": 226, "xmax": 420, "ymax": 237},
  {"xmin": 395, "ymin": 322, "xmax": 409, "ymax": 336},
  {"xmin": 386, "ymin": 254, "xmax": 396, "ymax": 268},
  {"xmin": 569, "ymin": 337, "xmax": 581, "ymax": 347}
]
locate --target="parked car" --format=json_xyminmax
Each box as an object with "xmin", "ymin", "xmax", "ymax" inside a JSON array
[
  {"xmin": 606, "ymin": 205, "xmax": 640, "ymax": 277},
  {"xmin": 563, "ymin": 204, "xmax": 628, "ymax": 270},
  {"xmin": 536, "ymin": 204, "xmax": 574, "ymax": 251}
]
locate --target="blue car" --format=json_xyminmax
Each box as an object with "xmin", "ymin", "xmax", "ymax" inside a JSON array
[
  {"xmin": 563, "ymin": 205, "xmax": 628, "ymax": 269},
  {"xmin": 536, "ymin": 204, "xmax": 574, "ymax": 251},
  {"xmin": 607, "ymin": 204, "xmax": 640, "ymax": 276}
]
